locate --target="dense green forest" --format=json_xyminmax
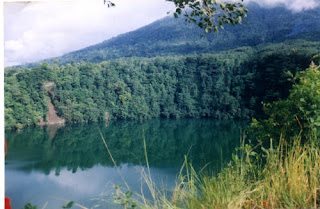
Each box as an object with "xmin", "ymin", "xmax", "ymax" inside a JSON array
[{"xmin": 5, "ymin": 40, "xmax": 320, "ymax": 130}]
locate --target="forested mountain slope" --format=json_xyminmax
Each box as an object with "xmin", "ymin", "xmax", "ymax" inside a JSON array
[
  {"xmin": 38, "ymin": 2, "xmax": 320, "ymax": 65},
  {"xmin": 5, "ymin": 41, "xmax": 320, "ymax": 129},
  {"xmin": 5, "ymin": 3, "xmax": 320, "ymax": 130}
]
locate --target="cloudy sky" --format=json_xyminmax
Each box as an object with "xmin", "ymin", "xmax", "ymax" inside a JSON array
[
  {"xmin": 4, "ymin": 0, "xmax": 175, "ymax": 66},
  {"xmin": 248, "ymin": 0, "xmax": 320, "ymax": 11},
  {"xmin": 4, "ymin": 0, "xmax": 320, "ymax": 67}
]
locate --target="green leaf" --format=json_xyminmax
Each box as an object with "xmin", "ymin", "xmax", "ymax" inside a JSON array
[
  {"xmin": 311, "ymin": 53, "xmax": 320, "ymax": 60},
  {"xmin": 220, "ymin": 3, "xmax": 226, "ymax": 9},
  {"xmin": 176, "ymin": 8, "xmax": 182, "ymax": 14},
  {"xmin": 125, "ymin": 190, "xmax": 133, "ymax": 198},
  {"xmin": 62, "ymin": 201, "xmax": 74, "ymax": 209},
  {"xmin": 213, "ymin": 26, "xmax": 218, "ymax": 33},
  {"xmin": 24, "ymin": 203, "xmax": 37, "ymax": 209}
]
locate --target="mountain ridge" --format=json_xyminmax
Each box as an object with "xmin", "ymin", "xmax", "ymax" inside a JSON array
[{"xmin": 16, "ymin": 2, "xmax": 320, "ymax": 67}]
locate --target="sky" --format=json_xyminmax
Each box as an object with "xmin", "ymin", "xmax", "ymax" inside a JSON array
[
  {"xmin": 4, "ymin": 0, "xmax": 176, "ymax": 66},
  {"xmin": 3, "ymin": 0, "xmax": 320, "ymax": 67},
  {"xmin": 248, "ymin": 0, "xmax": 320, "ymax": 11}
]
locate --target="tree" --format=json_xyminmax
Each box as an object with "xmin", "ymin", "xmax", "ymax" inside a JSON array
[
  {"xmin": 250, "ymin": 62, "xmax": 320, "ymax": 142},
  {"xmin": 168, "ymin": 0, "xmax": 248, "ymax": 33},
  {"xmin": 108, "ymin": 0, "xmax": 248, "ymax": 34}
]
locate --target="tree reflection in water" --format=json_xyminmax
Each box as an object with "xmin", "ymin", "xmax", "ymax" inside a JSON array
[{"xmin": 5, "ymin": 119, "xmax": 247, "ymax": 176}]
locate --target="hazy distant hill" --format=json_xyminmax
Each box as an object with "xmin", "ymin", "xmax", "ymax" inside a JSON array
[{"xmin": 36, "ymin": 2, "xmax": 320, "ymax": 65}]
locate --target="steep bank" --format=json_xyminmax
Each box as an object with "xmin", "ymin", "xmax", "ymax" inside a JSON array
[
  {"xmin": 39, "ymin": 101, "xmax": 65, "ymax": 126},
  {"xmin": 39, "ymin": 82, "xmax": 65, "ymax": 126}
]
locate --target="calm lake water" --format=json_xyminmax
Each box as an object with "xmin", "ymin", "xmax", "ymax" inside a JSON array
[{"xmin": 5, "ymin": 119, "xmax": 246, "ymax": 209}]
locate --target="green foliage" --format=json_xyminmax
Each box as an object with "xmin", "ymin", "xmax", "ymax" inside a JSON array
[
  {"xmin": 104, "ymin": 0, "xmax": 115, "ymax": 8},
  {"xmin": 5, "ymin": 63, "xmax": 53, "ymax": 129},
  {"xmin": 5, "ymin": 42, "xmax": 319, "ymax": 130},
  {"xmin": 114, "ymin": 185, "xmax": 137, "ymax": 208},
  {"xmin": 110, "ymin": 61, "xmax": 320, "ymax": 209},
  {"xmin": 312, "ymin": 53, "xmax": 320, "ymax": 64},
  {"xmin": 24, "ymin": 203, "xmax": 37, "ymax": 209},
  {"xmin": 250, "ymin": 63, "xmax": 320, "ymax": 142},
  {"xmin": 62, "ymin": 201, "xmax": 74, "ymax": 208},
  {"xmin": 119, "ymin": 132, "xmax": 320, "ymax": 208},
  {"xmin": 172, "ymin": 135, "xmax": 320, "ymax": 209},
  {"xmin": 24, "ymin": 201, "xmax": 77, "ymax": 209},
  {"xmin": 108, "ymin": 0, "xmax": 247, "ymax": 34},
  {"xmin": 168, "ymin": 0, "xmax": 248, "ymax": 34}
]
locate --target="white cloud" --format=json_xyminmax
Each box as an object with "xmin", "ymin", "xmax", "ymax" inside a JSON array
[
  {"xmin": 5, "ymin": 40, "xmax": 24, "ymax": 51},
  {"xmin": 4, "ymin": 0, "xmax": 175, "ymax": 67},
  {"xmin": 247, "ymin": 0, "xmax": 320, "ymax": 12}
]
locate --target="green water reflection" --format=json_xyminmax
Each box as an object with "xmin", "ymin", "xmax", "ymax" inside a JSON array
[{"xmin": 5, "ymin": 119, "xmax": 246, "ymax": 208}]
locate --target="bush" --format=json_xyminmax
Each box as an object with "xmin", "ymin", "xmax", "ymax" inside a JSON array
[{"xmin": 250, "ymin": 62, "xmax": 320, "ymax": 143}]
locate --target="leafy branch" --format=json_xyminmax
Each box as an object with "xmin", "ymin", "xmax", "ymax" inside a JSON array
[
  {"xmin": 167, "ymin": 0, "xmax": 248, "ymax": 33},
  {"xmin": 106, "ymin": 0, "xmax": 247, "ymax": 34}
]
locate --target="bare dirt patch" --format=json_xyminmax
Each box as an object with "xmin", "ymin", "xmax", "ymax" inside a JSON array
[{"xmin": 39, "ymin": 82, "xmax": 65, "ymax": 126}]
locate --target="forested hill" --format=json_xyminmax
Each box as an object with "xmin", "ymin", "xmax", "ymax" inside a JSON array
[
  {"xmin": 38, "ymin": 2, "xmax": 320, "ymax": 65},
  {"xmin": 5, "ymin": 40, "xmax": 320, "ymax": 129},
  {"xmin": 4, "ymin": 2, "xmax": 320, "ymax": 130}
]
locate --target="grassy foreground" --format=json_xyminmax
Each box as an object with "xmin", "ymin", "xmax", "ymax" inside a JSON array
[
  {"xmin": 116, "ymin": 63, "xmax": 320, "ymax": 209},
  {"xmin": 115, "ymin": 133, "xmax": 319, "ymax": 209}
]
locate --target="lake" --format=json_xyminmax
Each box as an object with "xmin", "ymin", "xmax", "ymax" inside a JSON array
[{"xmin": 5, "ymin": 119, "xmax": 246, "ymax": 208}]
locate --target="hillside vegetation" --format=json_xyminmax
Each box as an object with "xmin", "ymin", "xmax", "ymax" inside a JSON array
[
  {"xmin": 35, "ymin": 2, "xmax": 320, "ymax": 66},
  {"xmin": 5, "ymin": 40, "xmax": 320, "ymax": 129}
]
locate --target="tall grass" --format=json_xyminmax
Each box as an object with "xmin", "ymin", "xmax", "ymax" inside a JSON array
[
  {"xmin": 123, "ymin": 132, "xmax": 320, "ymax": 209},
  {"xmin": 255, "ymin": 137, "xmax": 320, "ymax": 208}
]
